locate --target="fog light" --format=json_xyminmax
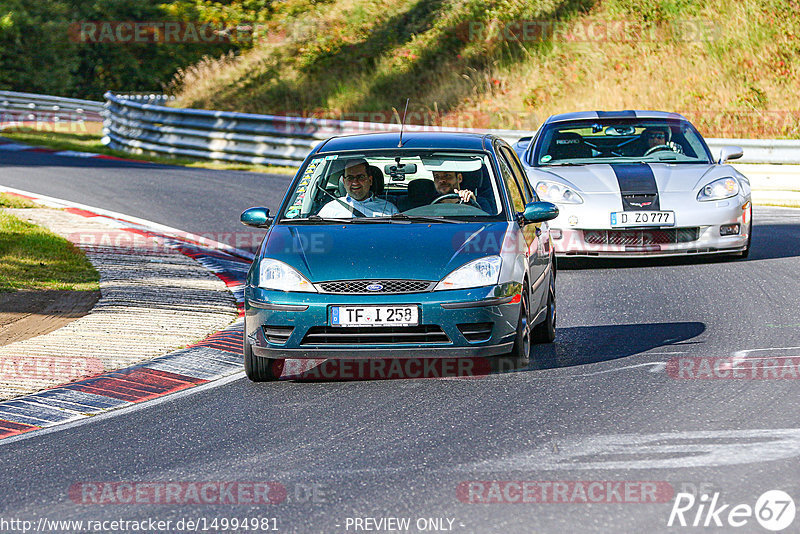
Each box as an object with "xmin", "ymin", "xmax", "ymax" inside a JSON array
[
  {"xmin": 720, "ymin": 224, "xmax": 740, "ymax": 236},
  {"xmin": 550, "ymin": 229, "xmax": 563, "ymax": 240}
]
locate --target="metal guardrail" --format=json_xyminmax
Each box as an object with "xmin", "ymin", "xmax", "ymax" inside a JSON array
[
  {"xmin": 102, "ymin": 92, "xmax": 531, "ymax": 167},
  {"xmin": 102, "ymin": 92, "xmax": 800, "ymax": 166},
  {"xmin": 706, "ymin": 138, "xmax": 800, "ymax": 165},
  {"xmin": 2, "ymin": 91, "xmax": 798, "ymax": 167},
  {"xmin": 0, "ymin": 90, "xmax": 104, "ymax": 123}
]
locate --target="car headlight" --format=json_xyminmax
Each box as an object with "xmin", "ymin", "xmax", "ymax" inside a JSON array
[
  {"xmin": 697, "ymin": 177, "xmax": 739, "ymax": 201},
  {"xmin": 535, "ymin": 180, "xmax": 583, "ymax": 204},
  {"xmin": 258, "ymin": 259, "xmax": 317, "ymax": 292},
  {"xmin": 434, "ymin": 256, "xmax": 502, "ymax": 291}
]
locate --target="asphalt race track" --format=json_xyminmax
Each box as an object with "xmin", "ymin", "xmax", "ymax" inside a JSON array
[{"xmin": 2, "ymin": 148, "xmax": 800, "ymax": 533}]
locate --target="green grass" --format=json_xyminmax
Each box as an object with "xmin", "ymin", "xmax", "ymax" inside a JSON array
[
  {"xmin": 0, "ymin": 127, "xmax": 296, "ymax": 175},
  {"xmin": 168, "ymin": 0, "xmax": 800, "ymax": 139},
  {"xmin": 0, "ymin": 211, "xmax": 100, "ymax": 292},
  {"xmin": 0, "ymin": 193, "xmax": 37, "ymax": 209}
]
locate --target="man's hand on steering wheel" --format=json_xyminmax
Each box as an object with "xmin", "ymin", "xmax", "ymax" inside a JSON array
[
  {"xmin": 432, "ymin": 190, "xmax": 480, "ymax": 207},
  {"xmin": 644, "ymin": 141, "xmax": 684, "ymax": 157},
  {"xmin": 455, "ymin": 189, "xmax": 478, "ymax": 205}
]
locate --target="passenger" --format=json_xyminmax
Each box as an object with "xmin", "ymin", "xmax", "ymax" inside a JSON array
[{"xmin": 318, "ymin": 159, "xmax": 398, "ymax": 217}]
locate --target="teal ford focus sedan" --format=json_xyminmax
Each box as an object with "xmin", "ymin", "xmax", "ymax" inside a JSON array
[{"xmin": 240, "ymin": 132, "xmax": 558, "ymax": 381}]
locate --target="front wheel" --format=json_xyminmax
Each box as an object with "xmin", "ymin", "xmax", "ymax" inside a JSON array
[
  {"xmin": 739, "ymin": 220, "xmax": 753, "ymax": 259},
  {"xmin": 531, "ymin": 272, "xmax": 556, "ymax": 344},
  {"xmin": 243, "ymin": 324, "xmax": 281, "ymax": 381},
  {"xmin": 507, "ymin": 282, "xmax": 531, "ymax": 360}
]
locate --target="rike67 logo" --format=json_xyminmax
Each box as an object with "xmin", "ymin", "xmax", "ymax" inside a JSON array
[{"xmin": 668, "ymin": 490, "xmax": 795, "ymax": 531}]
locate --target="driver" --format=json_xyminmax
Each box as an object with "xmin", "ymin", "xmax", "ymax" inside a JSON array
[
  {"xmin": 640, "ymin": 126, "xmax": 683, "ymax": 155},
  {"xmin": 432, "ymin": 170, "xmax": 478, "ymax": 205},
  {"xmin": 318, "ymin": 159, "xmax": 398, "ymax": 217}
]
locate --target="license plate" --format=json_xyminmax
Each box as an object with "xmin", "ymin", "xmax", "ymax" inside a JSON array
[
  {"xmin": 610, "ymin": 211, "xmax": 675, "ymax": 227},
  {"xmin": 330, "ymin": 306, "xmax": 419, "ymax": 327}
]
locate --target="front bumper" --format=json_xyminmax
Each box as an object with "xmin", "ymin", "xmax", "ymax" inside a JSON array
[
  {"xmin": 550, "ymin": 197, "xmax": 751, "ymax": 258},
  {"xmin": 245, "ymin": 285, "xmax": 521, "ymax": 359}
]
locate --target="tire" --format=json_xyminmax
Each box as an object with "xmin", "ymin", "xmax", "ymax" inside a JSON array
[
  {"xmin": 531, "ymin": 272, "xmax": 556, "ymax": 344},
  {"xmin": 508, "ymin": 282, "xmax": 531, "ymax": 360},
  {"xmin": 243, "ymin": 324, "xmax": 281, "ymax": 382},
  {"xmin": 739, "ymin": 221, "xmax": 753, "ymax": 259}
]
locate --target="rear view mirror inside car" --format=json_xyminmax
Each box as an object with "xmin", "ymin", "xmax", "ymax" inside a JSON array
[{"xmin": 384, "ymin": 163, "xmax": 417, "ymax": 180}]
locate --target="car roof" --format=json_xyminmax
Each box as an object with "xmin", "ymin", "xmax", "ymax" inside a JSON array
[
  {"xmin": 313, "ymin": 131, "xmax": 496, "ymax": 154},
  {"xmin": 543, "ymin": 110, "xmax": 689, "ymax": 124}
]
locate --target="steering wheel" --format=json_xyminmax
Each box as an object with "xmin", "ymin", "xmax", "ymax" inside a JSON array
[
  {"xmin": 644, "ymin": 144, "xmax": 673, "ymax": 156},
  {"xmin": 431, "ymin": 193, "xmax": 480, "ymax": 208}
]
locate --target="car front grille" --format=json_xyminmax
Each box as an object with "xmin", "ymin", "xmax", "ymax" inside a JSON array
[
  {"xmin": 584, "ymin": 228, "xmax": 700, "ymax": 245},
  {"xmin": 317, "ymin": 280, "xmax": 435, "ymax": 294},
  {"xmin": 301, "ymin": 325, "xmax": 450, "ymax": 345}
]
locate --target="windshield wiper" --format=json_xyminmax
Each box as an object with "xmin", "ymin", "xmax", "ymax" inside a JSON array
[
  {"xmin": 387, "ymin": 213, "xmax": 460, "ymax": 224},
  {"xmin": 289, "ymin": 215, "xmax": 374, "ymax": 223}
]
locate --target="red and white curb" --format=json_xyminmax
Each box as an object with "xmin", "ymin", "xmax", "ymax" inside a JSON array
[{"xmin": 0, "ymin": 187, "xmax": 254, "ymax": 442}]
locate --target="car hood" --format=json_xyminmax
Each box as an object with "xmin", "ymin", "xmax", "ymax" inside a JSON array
[
  {"xmin": 262, "ymin": 222, "xmax": 510, "ymax": 282},
  {"xmin": 529, "ymin": 163, "xmax": 719, "ymax": 193}
]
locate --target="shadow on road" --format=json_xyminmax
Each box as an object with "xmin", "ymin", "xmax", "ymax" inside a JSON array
[
  {"xmin": 526, "ymin": 321, "xmax": 706, "ymax": 371},
  {"xmin": 269, "ymin": 321, "xmax": 706, "ymax": 382}
]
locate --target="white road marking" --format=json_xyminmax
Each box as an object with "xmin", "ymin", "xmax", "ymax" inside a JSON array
[
  {"xmin": 459, "ymin": 428, "xmax": 800, "ymax": 471},
  {"xmin": 0, "ymin": 185, "xmax": 254, "ymax": 260},
  {"xmin": 562, "ymin": 362, "xmax": 667, "ymax": 377}
]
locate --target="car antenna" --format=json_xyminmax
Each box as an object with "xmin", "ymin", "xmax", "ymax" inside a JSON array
[{"xmin": 398, "ymin": 98, "xmax": 410, "ymax": 148}]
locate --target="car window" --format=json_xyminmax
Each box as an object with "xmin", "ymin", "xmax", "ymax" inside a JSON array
[
  {"xmin": 280, "ymin": 150, "xmax": 506, "ymax": 222},
  {"xmin": 500, "ymin": 146, "xmax": 535, "ymax": 202},
  {"xmin": 533, "ymin": 118, "xmax": 713, "ymax": 165},
  {"xmin": 497, "ymin": 151, "xmax": 525, "ymax": 213}
]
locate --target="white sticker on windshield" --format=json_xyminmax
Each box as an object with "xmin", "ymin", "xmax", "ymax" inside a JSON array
[
  {"xmin": 325, "ymin": 155, "xmax": 338, "ymax": 160},
  {"xmin": 541, "ymin": 155, "xmax": 552, "ymax": 163}
]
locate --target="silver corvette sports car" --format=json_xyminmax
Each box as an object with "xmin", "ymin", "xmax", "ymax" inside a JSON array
[{"xmin": 514, "ymin": 111, "xmax": 752, "ymax": 258}]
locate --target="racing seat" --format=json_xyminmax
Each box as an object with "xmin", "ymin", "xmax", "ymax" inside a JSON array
[
  {"xmin": 549, "ymin": 132, "xmax": 592, "ymax": 160},
  {"xmin": 397, "ymin": 179, "xmax": 437, "ymax": 211},
  {"xmin": 460, "ymin": 167, "xmax": 495, "ymax": 213}
]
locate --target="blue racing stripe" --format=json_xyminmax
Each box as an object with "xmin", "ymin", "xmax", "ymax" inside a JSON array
[{"xmin": 610, "ymin": 163, "xmax": 660, "ymax": 211}]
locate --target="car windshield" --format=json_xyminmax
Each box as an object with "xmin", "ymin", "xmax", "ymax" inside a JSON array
[
  {"xmin": 532, "ymin": 118, "xmax": 713, "ymax": 166},
  {"xmin": 280, "ymin": 150, "xmax": 505, "ymax": 222}
]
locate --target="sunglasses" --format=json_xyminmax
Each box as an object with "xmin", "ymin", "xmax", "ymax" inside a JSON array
[
  {"xmin": 648, "ymin": 133, "xmax": 666, "ymax": 139},
  {"xmin": 344, "ymin": 174, "xmax": 369, "ymax": 182}
]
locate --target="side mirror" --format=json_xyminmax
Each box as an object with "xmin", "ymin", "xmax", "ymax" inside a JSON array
[
  {"xmin": 240, "ymin": 207, "xmax": 272, "ymax": 228},
  {"xmin": 718, "ymin": 146, "xmax": 743, "ymax": 164},
  {"xmin": 513, "ymin": 136, "xmax": 533, "ymax": 158},
  {"xmin": 521, "ymin": 201, "xmax": 559, "ymax": 224}
]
